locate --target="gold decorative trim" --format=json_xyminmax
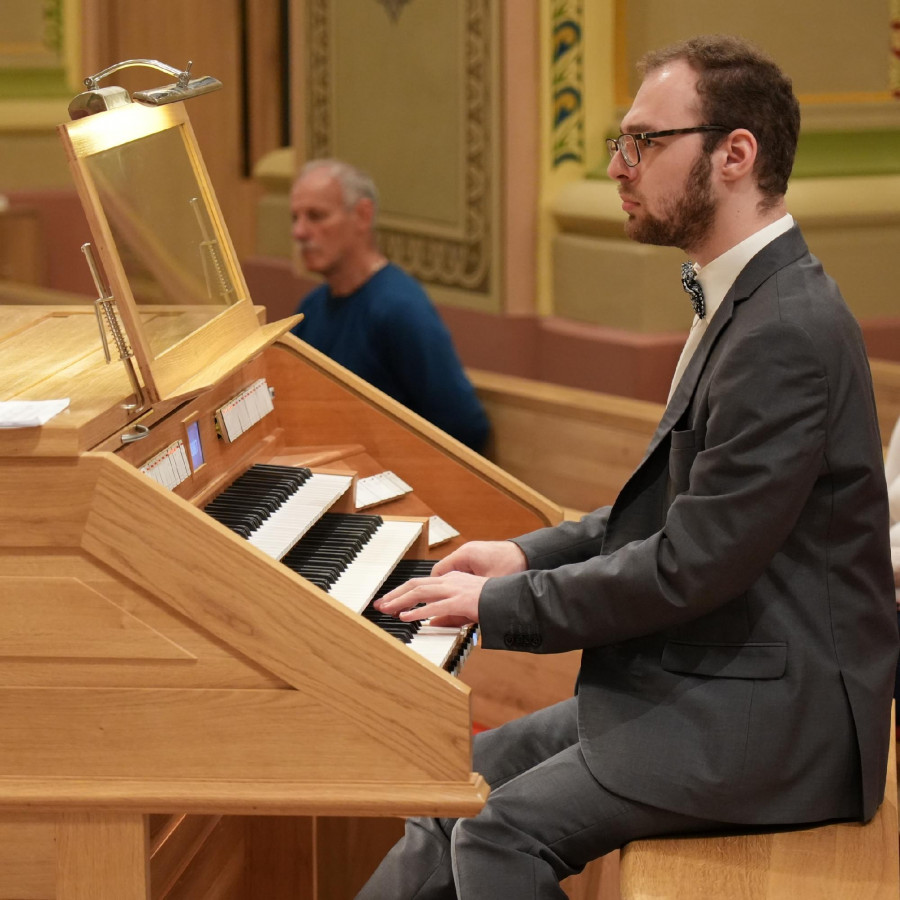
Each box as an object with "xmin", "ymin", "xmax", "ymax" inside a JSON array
[
  {"xmin": 892, "ymin": 0, "xmax": 900, "ymax": 98},
  {"xmin": 306, "ymin": 0, "xmax": 331, "ymax": 163},
  {"xmin": 306, "ymin": 0, "xmax": 493, "ymax": 294},
  {"xmin": 551, "ymin": 1, "xmax": 585, "ymax": 167}
]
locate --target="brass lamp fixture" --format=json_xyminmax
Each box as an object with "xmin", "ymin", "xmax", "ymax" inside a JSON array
[{"xmin": 68, "ymin": 58, "xmax": 222, "ymax": 119}]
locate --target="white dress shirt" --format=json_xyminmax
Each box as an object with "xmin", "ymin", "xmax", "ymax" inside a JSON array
[{"xmin": 667, "ymin": 214, "xmax": 795, "ymax": 403}]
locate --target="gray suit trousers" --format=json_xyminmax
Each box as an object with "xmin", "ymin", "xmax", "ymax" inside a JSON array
[{"xmin": 356, "ymin": 699, "xmax": 731, "ymax": 899}]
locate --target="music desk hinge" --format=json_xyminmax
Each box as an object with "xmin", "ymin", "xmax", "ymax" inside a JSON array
[{"xmin": 81, "ymin": 242, "xmax": 146, "ymax": 414}]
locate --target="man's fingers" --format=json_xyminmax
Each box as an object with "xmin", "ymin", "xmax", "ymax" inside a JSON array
[
  {"xmin": 397, "ymin": 598, "xmax": 458, "ymax": 623},
  {"xmin": 430, "ymin": 553, "xmax": 470, "ymax": 577},
  {"xmin": 375, "ymin": 577, "xmax": 443, "ymax": 614}
]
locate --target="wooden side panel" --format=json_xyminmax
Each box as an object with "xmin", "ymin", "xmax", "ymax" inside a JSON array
[
  {"xmin": 56, "ymin": 812, "xmax": 149, "ymax": 900},
  {"xmin": 0, "ymin": 459, "xmax": 96, "ymax": 548},
  {"xmin": 0, "ymin": 686, "xmax": 424, "ymax": 783},
  {"xmin": 0, "ymin": 550, "xmax": 286, "ymax": 690},
  {"xmin": 265, "ymin": 339, "xmax": 562, "ymax": 541},
  {"xmin": 76, "ymin": 452, "xmax": 473, "ymax": 785},
  {"xmin": 316, "ymin": 817, "xmax": 405, "ymax": 900},
  {"xmin": 246, "ymin": 817, "xmax": 316, "ymax": 900},
  {"xmin": 0, "ymin": 577, "xmax": 194, "ymax": 660},
  {"xmin": 0, "ymin": 814, "xmax": 55, "ymax": 900},
  {"xmin": 161, "ymin": 818, "xmax": 247, "ymax": 900}
]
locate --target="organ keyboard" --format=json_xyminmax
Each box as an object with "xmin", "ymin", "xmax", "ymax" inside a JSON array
[
  {"xmin": 0, "ymin": 304, "xmax": 562, "ymax": 897},
  {"xmin": 367, "ymin": 560, "xmax": 478, "ymax": 674},
  {"xmin": 203, "ymin": 463, "xmax": 478, "ymax": 671},
  {"xmin": 0, "ymin": 92, "xmax": 562, "ymax": 899},
  {"xmin": 203, "ymin": 463, "xmax": 353, "ymax": 560}
]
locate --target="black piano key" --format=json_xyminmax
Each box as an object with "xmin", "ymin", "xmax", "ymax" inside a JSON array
[
  {"xmin": 362, "ymin": 560, "xmax": 437, "ymax": 645},
  {"xmin": 203, "ymin": 463, "xmax": 313, "ymax": 537},
  {"xmin": 204, "ymin": 468, "xmax": 469, "ymax": 673}
]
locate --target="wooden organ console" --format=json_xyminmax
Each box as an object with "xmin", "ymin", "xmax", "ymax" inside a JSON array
[{"xmin": 0, "ymin": 86, "xmax": 561, "ymax": 899}]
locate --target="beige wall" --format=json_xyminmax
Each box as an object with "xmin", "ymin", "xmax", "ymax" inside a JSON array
[
  {"xmin": 3, "ymin": 0, "xmax": 900, "ymax": 400},
  {"xmin": 623, "ymin": 0, "xmax": 891, "ymax": 101},
  {"xmin": 280, "ymin": 0, "xmax": 900, "ymax": 330},
  {"xmin": 248, "ymin": 0, "xmax": 893, "ymax": 405},
  {"xmin": 0, "ymin": 0, "xmax": 286, "ymax": 263},
  {"xmin": 0, "ymin": 0, "xmax": 81, "ymax": 191},
  {"xmin": 291, "ymin": 0, "xmax": 507, "ymax": 313},
  {"xmin": 0, "ymin": 118, "xmax": 72, "ymax": 189},
  {"xmin": 548, "ymin": 0, "xmax": 900, "ymax": 336}
]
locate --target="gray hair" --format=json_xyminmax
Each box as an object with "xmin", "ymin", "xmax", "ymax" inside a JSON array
[{"xmin": 298, "ymin": 158, "xmax": 379, "ymax": 222}]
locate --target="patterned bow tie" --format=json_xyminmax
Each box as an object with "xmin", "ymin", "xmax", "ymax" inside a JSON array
[{"xmin": 681, "ymin": 262, "xmax": 705, "ymax": 319}]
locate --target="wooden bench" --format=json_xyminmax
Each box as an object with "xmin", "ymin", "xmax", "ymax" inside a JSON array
[
  {"xmin": 618, "ymin": 711, "xmax": 898, "ymax": 899},
  {"xmin": 468, "ymin": 367, "xmax": 900, "ymax": 899},
  {"xmin": 472, "ymin": 357, "xmax": 900, "ymax": 515},
  {"xmin": 469, "ymin": 368, "xmax": 662, "ymax": 513}
]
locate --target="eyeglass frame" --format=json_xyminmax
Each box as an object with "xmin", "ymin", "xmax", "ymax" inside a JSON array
[{"xmin": 606, "ymin": 126, "xmax": 731, "ymax": 167}]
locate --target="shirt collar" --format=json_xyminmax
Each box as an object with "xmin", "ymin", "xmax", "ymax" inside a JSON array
[{"xmin": 694, "ymin": 214, "xmax": 794, "ymax": 323}]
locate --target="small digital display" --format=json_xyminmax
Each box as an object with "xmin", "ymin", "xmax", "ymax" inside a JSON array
[{"xmin": 186, "ymin": 420, "xmax": 204, "ymax": 469}]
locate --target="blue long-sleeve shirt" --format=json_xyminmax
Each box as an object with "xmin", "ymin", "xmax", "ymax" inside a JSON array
[{"xmin": 291, "ymin": 264, "xmax": 489, "ymax": 452}]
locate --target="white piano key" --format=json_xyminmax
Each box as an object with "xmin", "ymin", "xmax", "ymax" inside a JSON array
[
  {"xmin": 328, "ymin": 520, "xmax": 423, "ymax": 613},
  {"xmin": 407, "ymin": 625, "xmax": 477, "ymax": 673},
  {"xmin": 246, "ymin": 472, "xmax": 353, "ymax": 560},
  {"xmin": 407, "ymin": 627, "xmax": 459, "ymax": 668}
]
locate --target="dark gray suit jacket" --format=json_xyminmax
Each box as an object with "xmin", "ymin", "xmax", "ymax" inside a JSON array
[{"xmin": 480, "ymin": 227, "xmax": 898, "ymax": 825}]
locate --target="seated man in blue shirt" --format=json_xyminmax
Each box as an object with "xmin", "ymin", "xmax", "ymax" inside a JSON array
[{"xmin": 289, "ymin": 158, "xmax": 490, "ymax": 453}]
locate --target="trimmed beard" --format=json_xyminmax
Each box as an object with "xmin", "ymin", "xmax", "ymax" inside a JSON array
[{"xmin": 625, "ymin": 150, "xmax": 716, "ymax": 252}]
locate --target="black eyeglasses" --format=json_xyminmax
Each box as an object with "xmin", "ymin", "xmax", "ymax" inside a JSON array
[{"xmin": 606, "ymin": 126, "xmax": 731, "ymax": 167}]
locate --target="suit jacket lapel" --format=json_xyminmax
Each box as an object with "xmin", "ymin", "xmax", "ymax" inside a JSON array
[
  {"xmin": 602, "ymin": 227, "xmax": 811, "ymax": 553},
  {"xmin": 642, "ymin": 226, "xmax": 810, "ymax": 464}
]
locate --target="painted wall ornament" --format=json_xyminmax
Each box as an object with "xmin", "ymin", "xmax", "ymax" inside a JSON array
[
  {"xmin": 892, "ymin": 0, "xmax": 900, "ymax": 97},
  {"xmin": 376, "ymin": 0, "xmax": 415, "ymax": 23},
  {"xmin": 551, "ymin": 3, "xmax": 585, "ymax": 167},
  {"xmin": 309, "ymin": 0, "xmax": 495, "ymax": 294}
]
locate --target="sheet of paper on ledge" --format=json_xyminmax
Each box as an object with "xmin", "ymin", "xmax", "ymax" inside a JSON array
[{"xmin": 0, "ymin": 399, "xmax": 70, "ymax": 428}]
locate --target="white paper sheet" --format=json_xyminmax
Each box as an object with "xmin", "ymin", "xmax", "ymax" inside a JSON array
[{"xmin": 0, "ymin": 399, "xmax": 70, "ymax": 428}]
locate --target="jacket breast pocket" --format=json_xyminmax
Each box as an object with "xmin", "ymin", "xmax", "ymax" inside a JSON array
[
  {"xmin": 661, "ymin": 640, "xmax": 787, "ymax": 680},
  {"xmin": 668, "ymin": 428, "xmax": 697, "ymax": 498}
]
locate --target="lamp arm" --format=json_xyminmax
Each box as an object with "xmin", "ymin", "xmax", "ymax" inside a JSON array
[{"xmin": 84, "ymin": 59, "xmax": 193, "ymax": 91}]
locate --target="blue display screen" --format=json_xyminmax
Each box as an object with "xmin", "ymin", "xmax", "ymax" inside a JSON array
[{"xmin": 187, "ymin": 420, "xmax": 204, "ymax": 469}]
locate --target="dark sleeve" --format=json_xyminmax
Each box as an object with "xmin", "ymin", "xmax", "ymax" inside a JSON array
[
  {"xmin": 289, "ymin": 288, "xmax": 320, "ymax": 338},
  {"xmin": 376, "ymin": 285, "xmax": 490, "ymax": 452},
  {"xmin": 511, "ymin": 506, "xmax": 612, "ymax": 568},
  {"xmin": 480, "ymin": 321, "xmax": 830, "ymax": 653}
]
